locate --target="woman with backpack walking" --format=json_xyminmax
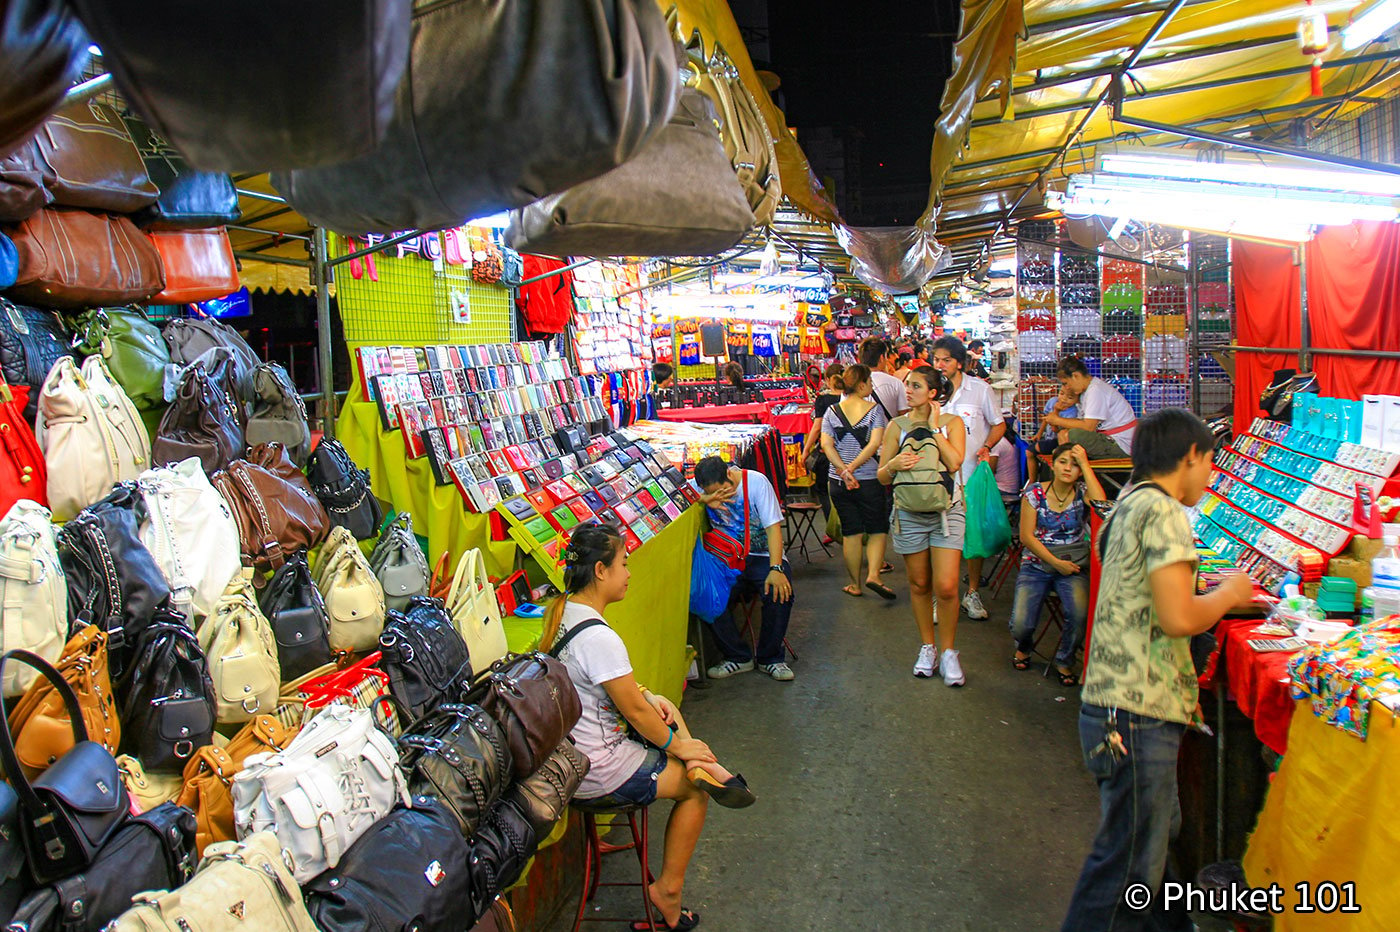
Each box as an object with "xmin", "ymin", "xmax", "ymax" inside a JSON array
[
  {"xmin": 877, "ymin": 367, "xmax": 968, "ymax": 685},
  {"xmin": 820, "ymin": 364, "xmax": 892, "ymax": 600}
]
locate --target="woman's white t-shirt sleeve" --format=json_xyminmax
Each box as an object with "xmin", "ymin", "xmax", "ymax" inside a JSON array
[{"xmin": 572, "ymin": 626, "xmax": 633, "ymax": 686}]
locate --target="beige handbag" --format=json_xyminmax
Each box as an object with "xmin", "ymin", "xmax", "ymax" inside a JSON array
[
  {"xmin": 197, "ymin": 576, "xmax": 281, "ymax": 724},
  {"xmin": 36, "ymin": 354, "xmax": 149, "ymax": 520},
  {"xmin": 106, "ymin": 831, "xmax": 319, "ymax": 932},
  {"xmin": 687, "ymin": 46, "xmax": 781, "ymax": 227},
  {"xmin": 116, "ymin": 754, "xmax": 182, "ymax": 812},
  {"xmin": 314, "ymin": 526, "xmax": 386, "ymax": 652},
  {"xmin": 138, "ymin": 457, "xmax": 243, "ymax": 621},
  {"xmin": 445, "ymin": 548, "xmax": 509, "ymax": 678},
  {"xmin": 0, "ymin": 499, "xmax": 67, "ymax": 698}
]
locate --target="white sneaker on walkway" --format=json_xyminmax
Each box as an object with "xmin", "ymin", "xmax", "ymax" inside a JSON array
[
  {"xmin": 913, "ymin": 644, "xmax": 939, "ymax": 678},
  {"xmin": 941, "ymin": 649, "xmax": 966, "ymax": 687},
  {"xmin": 962, "ymin": 590, "xmax": 989, "ymax": 620},
  {"xmin": 708, "ymin": 659, "xmax": 754, "ymax": 679},
  {"xmin": 758, "ymin": 662, "xmax": 795, "ymax": 681}
]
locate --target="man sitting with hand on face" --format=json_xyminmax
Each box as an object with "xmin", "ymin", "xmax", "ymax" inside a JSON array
[{"xmin": 693, "ymin": 456, "xmax": 796, "ymax": 683}]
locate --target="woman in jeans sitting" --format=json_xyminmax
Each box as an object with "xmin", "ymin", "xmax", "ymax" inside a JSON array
[
  {"xmin": 1009, "ymin": 443, "xmax": 1107, "ymax": 685},
  {"xmin": 819, "ymin": 364, "xmax": 893, "ymax": 600},
  {"xmin": 543, "ymin": 524, "xmax": 754, "ymax": 931}
]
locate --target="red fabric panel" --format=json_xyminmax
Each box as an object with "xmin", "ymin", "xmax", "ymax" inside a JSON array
[
  {"xmin": 1306, "ymin": 222, "xmax": 1400, "ymax": 403},
  {"xmin": 515, "ymin": 255, "xmax": 575, "ymax": 334},
  {"xmin": 1232, "ymin": 240, "xmax": 1301, "ymax": 436}
]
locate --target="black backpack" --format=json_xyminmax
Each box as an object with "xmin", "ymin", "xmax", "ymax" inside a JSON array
[
  {"xmin": 117, "ymin": 617, "xmax": 215, "ymax": 773},
  {"xmin": 379, "ymin": 596, "xmax": 472, "ymax": 720},
  {"xmin": 257, "ymin": 551, "xmax": 332, "ymax": 682}
]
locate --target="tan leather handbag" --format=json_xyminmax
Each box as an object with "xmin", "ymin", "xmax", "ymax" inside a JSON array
[
  {"xmin": 32, "ymin": 100, "xmax": 160, "ymax": 212},
  {"xmin": 687, "ymin": 48, "xmax": 781, "ymax": 227},
  {"xmin": 116, "ymin": 754, "xmax": 182, "ymax": 813},
  {"xmin": 6, "ymin": 207, "xmax": 165, "ymax": 307},
  {"xmin": 314, "ymin": 526, "xmax": 386, "ymax": 652},
  {"xmin": 196, "ymin": 577, "xmax": 280, "ymax": 724},
  {"xmin": 212, "ymin": 442, "xmax": 329, "ymax": 572},
  {"xmin": 176, "ymin": 714, "xmax": 296, "ymax": 857},
  {"xmin": 6, "ymin": 625, "xmax": 119, "ymax": 779}
]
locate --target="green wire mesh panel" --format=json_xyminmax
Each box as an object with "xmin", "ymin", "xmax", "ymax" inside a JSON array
[{"xmin": 330, "ymin": 233, "xmax": 514, "ymax": 348}]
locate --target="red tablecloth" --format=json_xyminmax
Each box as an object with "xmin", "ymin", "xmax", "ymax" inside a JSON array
[
  {"xmin": 1200, "ymin": 617, "xmax": 1298, "ymax": 755},
  {"xmin": 654, "ymin": 403, "xmax": 771, "ymax": 423},
  {"xmin": 770, "ymin": 410, "xmax": 814, "ymax": 436}
]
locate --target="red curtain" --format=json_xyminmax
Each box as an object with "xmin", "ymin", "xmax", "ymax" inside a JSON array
[{"xmin": 1231, "ymin": 221, "xmax": 1400, "ymax": 435}]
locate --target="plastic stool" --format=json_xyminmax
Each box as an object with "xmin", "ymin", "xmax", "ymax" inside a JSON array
[{"xmin": 570, "ymin": 800, "xmax": 655, "ymax": 930}]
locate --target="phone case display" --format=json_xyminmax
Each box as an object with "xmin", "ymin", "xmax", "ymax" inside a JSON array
[{"xmin": 571, "ymin": 261, "xmax": 651, "ymax": 376}]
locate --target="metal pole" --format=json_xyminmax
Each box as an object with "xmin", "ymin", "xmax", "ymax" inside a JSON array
[
  {"xmin": 1223, "ymin": 345, "xmax": 1400, "ymax": 359},
  {"xmin": 228, "ymin": 225, "xmax": 310, "ymax": 241},
  {"xmin": 233, "ymin": 251, "xmax": 311, "ymax": 268},
  {"xmin": 311, "ymin": 228, "xmax": 336, "ymax": 437},
  {"xmin": 1298, "ymin": 248, "xmax": 1312, "ymax": 372},
  {"xmin": 62, "ymin": 73, "xmax": 113, "ymax": 106},
  {"xmin": 1189, "ymin": 239, "xmax": 1201, "ymax": 414},
  {"xmin": 326, "ymin": 229, "xmax": 428, "ymax": 270},
  {"xmin": 235, "ymin": 188, "xmax": 289, "ymax": 205}
]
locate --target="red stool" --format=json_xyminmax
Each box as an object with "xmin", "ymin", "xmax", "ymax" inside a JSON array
[
  {"xmin": 570, "ymin": 800, "xmax": 655, "ymax": 930},
  {"xmin": 738, "ymin": 592, "xmax": 799, "ymax": 662}
]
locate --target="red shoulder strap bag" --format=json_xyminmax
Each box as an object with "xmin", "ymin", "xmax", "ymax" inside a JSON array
[{"xmin": 701, "ymin": 470, "xmax": 750, "ymax": 571}]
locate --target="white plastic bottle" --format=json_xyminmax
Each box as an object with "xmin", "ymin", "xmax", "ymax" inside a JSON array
[{"xmin": 1371, "ymin": 535, "xmax": 1400, "ymax": 619}]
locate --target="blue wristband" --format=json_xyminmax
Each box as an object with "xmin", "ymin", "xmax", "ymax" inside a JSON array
[{"xmin": 660, "ymin": 729, "xmax": 674, "ymax": 751}]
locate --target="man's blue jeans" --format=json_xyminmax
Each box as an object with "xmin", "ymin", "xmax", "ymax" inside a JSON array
[
  {"xmin": 710, "ymin": 555, "xmax": 794, "ymax": 666},
  {"xmin": 1061, "ymin": 704, "xmax": 1194, "ymax": 932},
  {"xmin": 1008, "ymin": 561, "xmax": 1087, "ymax": 668}
]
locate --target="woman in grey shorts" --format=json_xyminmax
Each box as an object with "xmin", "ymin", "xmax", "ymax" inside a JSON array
[{"xmin": 876, "ymin": 367, "xmax": 969, "ymax": 685}]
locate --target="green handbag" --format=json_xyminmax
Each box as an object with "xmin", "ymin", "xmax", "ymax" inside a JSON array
[{"xmin": 66, "ymin": 307, "xmax": 171, "ymax": 410}]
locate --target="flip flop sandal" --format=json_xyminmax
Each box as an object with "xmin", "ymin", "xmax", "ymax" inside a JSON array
[
  {"xmin": 689, "ymin": 769, "xmax": 757, "ymax": 809},
  {"xmin": 879, "ymin": 562, "xmax": 894, "ymax": 574},
  {"xmin": 865, "ymin": 581, "xmax": 897, "ymax": 601},
  {"xmin": 842, "ymin": 585, "xmax": 864, "ymax": 597},
  {"xmin": 1012, "ymin": 655, "xmax": 1033, "ymax": 671},
  {"xmin": 1057, "ymin": 670, "xmax": 1080, "ymax": 687},
  {"xmin": 630, "ymin": 908, "xmax": 700, "ymax": 931}
]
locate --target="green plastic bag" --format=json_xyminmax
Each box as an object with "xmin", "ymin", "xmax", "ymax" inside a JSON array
[{"xmin": 963, "ymin": 462, "xmax": 1012, "ymax": 559}]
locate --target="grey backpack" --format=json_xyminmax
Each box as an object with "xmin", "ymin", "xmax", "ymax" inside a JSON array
[
  {"xmin": 246, "ymin": 363, "xmax": 311, "ymax": 467},
  {"xmin": 891, "ymin": 416, "xmax": 956, "ymax": 514},
  {"xmin": 369, "ymin": 512, "xmax": 429, "ymax": 611}
]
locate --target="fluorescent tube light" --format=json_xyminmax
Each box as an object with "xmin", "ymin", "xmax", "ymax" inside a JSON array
[
  {"xmin": 1343, "ymin": 0, "xmax": 1400, "ymax": 50},
  {"xmin": 1100, "ymin": 148, "xmax": 1400, "ymax": 196},
  {"xmin": 1073, "ymin": 173, "xmax": 1400, "ymax": 224},
  {"xmin": 1046, "ymin": 188, "xmax": 1315, "ymax": 244}
]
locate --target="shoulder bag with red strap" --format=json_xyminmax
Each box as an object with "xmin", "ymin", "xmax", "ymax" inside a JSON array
[{"xmin": 701, "ymin": 470, "xmax": 750, "ymax": 571}]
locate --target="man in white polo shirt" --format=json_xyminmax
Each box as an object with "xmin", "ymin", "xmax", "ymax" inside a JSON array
[
  {"xmin": 859, "ymin": 336, "xmax": 909, "ymax": 420},
  {"xmin": 1047, "ymin": 356, "xmax": 1137, "ymax": 459}
]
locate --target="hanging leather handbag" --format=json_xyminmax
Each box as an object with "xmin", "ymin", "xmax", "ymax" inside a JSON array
[
  {"xmin": 30, "ymin": 99, "xmax": 160, "ymax": 212},
  {"xmin": 308, "ymin": 438, "xmax": 383, "ymax": 540},
  {"xmin": 161, "ymin": 317, "xmax": 259, "ymax": 396},
  {"xmin": 7, "ymin": 625, "xmax": 119, "ymax": 781},
  {"xmin": 176, "ymin": 715, "xmax": 296, "ymax": 858},
  {"xmin": 0, "ymin": 300, "xmax": 73, "ymax": 422},
  {"xmin": 0, "ymin": 0, "xmax": 89, "ymax": 158},
  {"xmin": 470, "ymin": 652, "xmax": 581, "ymax": 779},
  {"xmin": 231, "ymin": 703, "xmax": 410, "ymax": 883},
  {"xmin": 444, "ymin": 548, "xmax": 510, "ymax": 679},
  {"xmin": 0, "ymin": 499, "xmax": 66, "ymax": 698},
  {"xmin": 0, "ymin": 649, "xmax": 130, "ymax": 885},
  {"xmin": 466, "ymin": 799, "xmax": 538, "ymax": 918},
  {"xmin": 6, "ymin": 800, "xmax": 196, "ymax": 932},
  {"xmin": 314, "ymin": 526, "xmax": 387, "ymax": 653},
  {"xmin": 152, "ymin": 351, "xmax": 247, "ymax": 475},
  {"xmin": 137, "ymin": 458, "xmax": 242, "ymax": 621},
  {"xmin": 0, "ymin": 141, "xmax": 53, "ymax": 222},
  {"xmin": 213, "ymin": 443, "xmax": 330, "ymax": 572},
  {"xmin": 56, "ymin": 484, "xmax": 171, "ymax": 679},
  {"xmin": 195, "ymin": 577, "xmax": 280, "ymax": 724},
  {"xmin": 505, "ymin": 739, "xmax": 590, "ymax": 838},
  {"xmin": 117, "ymin": 615, "xmax": 217, "ymax": 774},
  {"xmin": 687, "ymin": 47, "xmax": 781, "ymax": 227},
  {"xmin": 38, "ymin": 355, "xmax": 150, "ymax": 521},
  {"xmin": 6, "ymin": 208, "xmax": 165, "ymax": 308},
  {"xmin": 302, "ymin": 796, "xmax": 475, "ymax": 932},
  {"xmin": 370, "ymin": 511, "xmax": 429, "ymax": 610},
  {"xmin": 395, "ymin": 701, "xmax": 511, "ymax": 839},
  {"xmin": 63, "ymin": 305, "xmax": 171, "ymax": 413},
  {"xmin": 115, "ymin": 754, "xmax": 182, "ymax": 813},
  {"xmin": 147, "ymin": 228, "xmax": 241, "ymax": 304},
  {"xmin": 122, "ymin": 115, "xmax": 241, "ymax": 230},
  {"xmin": 257, "ymin": 552, "xmax": 332, "ymax": 682},
  {"xmin": 271, "ymin": 0, "xmax": 676, "ymax": 235},
  {"xmin": 246, "ymin": 362, "xmax": 310, "ymax": 467},
  {"xmin": 0, "ymin": 779, "xmax": 25, "ymax": 924},
  {"xmin": 379, "ymin": 598, "xmax": 471, "ymax": 721},
  {"xmin": 107, "ymin": 830, "xmax": 318, "ymax": 932},
  {"xmin": 506, "ymin": 88, "xmax": 757, "ymax": 259}
]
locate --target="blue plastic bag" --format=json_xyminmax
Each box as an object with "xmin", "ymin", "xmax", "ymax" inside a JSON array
[
  {"xmin": 690, "ymin": 538, "xmax": 740, "ymax": 623},
  {"xmin": 963, "ymin": 462, "xmax": 1013, "ymax": 559}
]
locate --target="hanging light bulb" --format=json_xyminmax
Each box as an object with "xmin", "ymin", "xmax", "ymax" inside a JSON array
[
  {"xmin": 1298, "ymin": 0, "xmax": 1330, "ymax": 96},
  {"xmin": 759, "ymin": 237, "xmax": 781, "ymax": 277}
]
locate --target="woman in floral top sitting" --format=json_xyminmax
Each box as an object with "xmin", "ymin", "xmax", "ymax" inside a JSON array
[{"xmin": 1009, "ymin": 443, "xmax": 1107, "ymax": 685}]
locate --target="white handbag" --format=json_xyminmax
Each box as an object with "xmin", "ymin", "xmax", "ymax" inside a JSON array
[
  {"xmin": 37, "ymin": 355, "xmax": 150, "ymax": 521},
  {"xmin": 107, "ymin": 831, "xmax": 319, "ymax": 932},
  {"xmin": 231, "ymin": 705, "xmax": 408, "ymax": 883},
  {"xmin": 0, "ymin": 499, "xmax": 67, "ymax": 697},
  {"xmin": 314, "ymin": 526, "xmax": 386, "ymax": 652},
  {"xmin": 445, "ymin": 547, "xmax": 509, "ymax": 678},
  {"xmin": 197, "ymin": 576, "xmax": 281, "ymax": 724},
  {"xmin": 368, "ymin": 512, "xmax": 428, "ymax": 610},
  {"xmin": 139, "ymin": 456, "xmax": 243, "ymax": 620}
]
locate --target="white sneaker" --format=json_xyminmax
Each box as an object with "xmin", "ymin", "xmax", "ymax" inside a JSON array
[
  {"xmin": 708, "ymin": 659, "xmax": 754, "ymax": 679},
  {"xmin": 913, "ymin": 644, "xmax": 939, "ymax": 678},
  {"xmin": 941, "ymin": 648, "xmax": 966, "ymax": 687},
  {"xmin": 991, "ymin": 340, "xmax": 1016, "ymax": 352},
  {"xmin": 962, "ymin": 590, "xmax": 989, "ymax": 620},
  {"xmin": 758, "ymin": 662, "xmax": 795, "ymax": 681}
]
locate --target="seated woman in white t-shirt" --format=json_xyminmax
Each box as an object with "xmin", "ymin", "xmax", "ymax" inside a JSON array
[
  {"xmin": 1046, "ymin": 356, "xmax": 1137, "ymax": 460},
  {"xmin": 542, "ymin": 524, "xmax": 755, "ymax": 932}
]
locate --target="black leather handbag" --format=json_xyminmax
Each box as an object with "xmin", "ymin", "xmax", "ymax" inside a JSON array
[
  {"xmin": 505, "ymin": 739, "xmax": 590, "ymax": 838},
  {"xmin": 117, "ymin": 618, "xmax": 216, "ymax": 774},
  {"xmin": 56, "ymin": 484, "xmax": 172, "ymax": 680},
  {"xmin": 396, "ymin": 703, "xmax": 512, "ymax": 839},
  {"xmin": 379, "ymin": 597, "xmax": 472, "ymax": 721},
  {"xmin": 0, "ymin": 300, "xmax": 73, "ymax": 422},
  {"xmin": 304, "ymin": 796, "xmax": 476, "ymax": 932},
  {"xmin": 0, "ymin": 650, "xmax": 129, "ymax": 886},
  {"xmin": 257, "ymin": 551, "xmax": 332, "ymax": 681},
  {"xmin": 122, "ymin": 115, "xmax": 240, "ymax": 230},
  {"xmin": 308, "ymin": 438, "xmax": 383, "ymax": 540},
  {"xmin": 0, "ymin": 0, "xmax": 89, "ymax": 159},
  {"xmin": 0, "ymin": 780, "xmax": 24, "ymax": 926},
  {"xmin": 6, "ymin": 801, "xmax": 196, "ymax": 932},
  {"xmin": 466, "ymin": 799, "xmax": 537, "ymax": 919}
]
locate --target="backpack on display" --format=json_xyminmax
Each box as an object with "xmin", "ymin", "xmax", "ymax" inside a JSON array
[
  {"xmin": 137, "ymin": 457, "xmax": 242, "ymax": 620},
  {"xmin": 37, "ymin": 355, "xmax": 150, "ymax": 521},
  {"xmin": 369, "ymin": 511, "xmax": 429, "ymax": 610},
  {"xmin": 0, "ymin": 499, "xmax": 66, "ymax": 699},
  {"xmin": 195, "ymin": 577, "xmax": 280, "ymax": 725},
  {"xmin": 378, "ymin": 597, "xmax": 471, "ymax": 721},
  {"xmin": 162, "ymin": 317, "xmax": 260, "ymax": 395},
  {"xmin": 315, "ymin": 526, "xmax": 387, "ymax": 653},
  {"xmin": 257, "ymin": 551, "xmax": 332, "ymax": 682},
  {"xmin": 213, "ymin": 443, "xmax": 330, "ymax": 573},
  {"xmin": 308, "ymin": 438, "xmax": 383, "ymax": 541},
  {"xmin": 246, "ymin": 362, "xmax": 311, "ymax": 467},
  {"xmin": 889, "ymin": 415, "xmax": 955, "ymax": 514},
  {"xmin": 117, "ymin": 615, "xmax": 217, "ymax": 774},
  {"xmin": 0, "ymin": 301, "xmax": 73, "ymax": 422},
  {"xmin": 152, "ymin": 348, "xmax": 247, "ymax": 475}
]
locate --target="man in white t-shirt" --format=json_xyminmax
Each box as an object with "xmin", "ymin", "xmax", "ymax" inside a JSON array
[
  {"xmin": 860, "ymin": 336, "xmax": 909, "ymax": 419},
  {"xmin": 1047, "ymin": 356, "xmax": 1137, "ymax": 458}
]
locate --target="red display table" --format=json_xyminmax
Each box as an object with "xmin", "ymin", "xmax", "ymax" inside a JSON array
[
  {"xmin": 654, "ymin": 403, "xmax": 771, "ymax": 424},
  {"xmin": 1200, "ymin": 617, "xmax": 1298, "ymax": 755}
]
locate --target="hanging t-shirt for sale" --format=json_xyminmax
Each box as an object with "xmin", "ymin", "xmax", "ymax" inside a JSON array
[
  {"xmin": 1081, "ymin": 376, "xmax": 1137, "ymax": 453},
  {"xmin": 678, "ymin": 333, "xmax": 700, "ymax": 365}
]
